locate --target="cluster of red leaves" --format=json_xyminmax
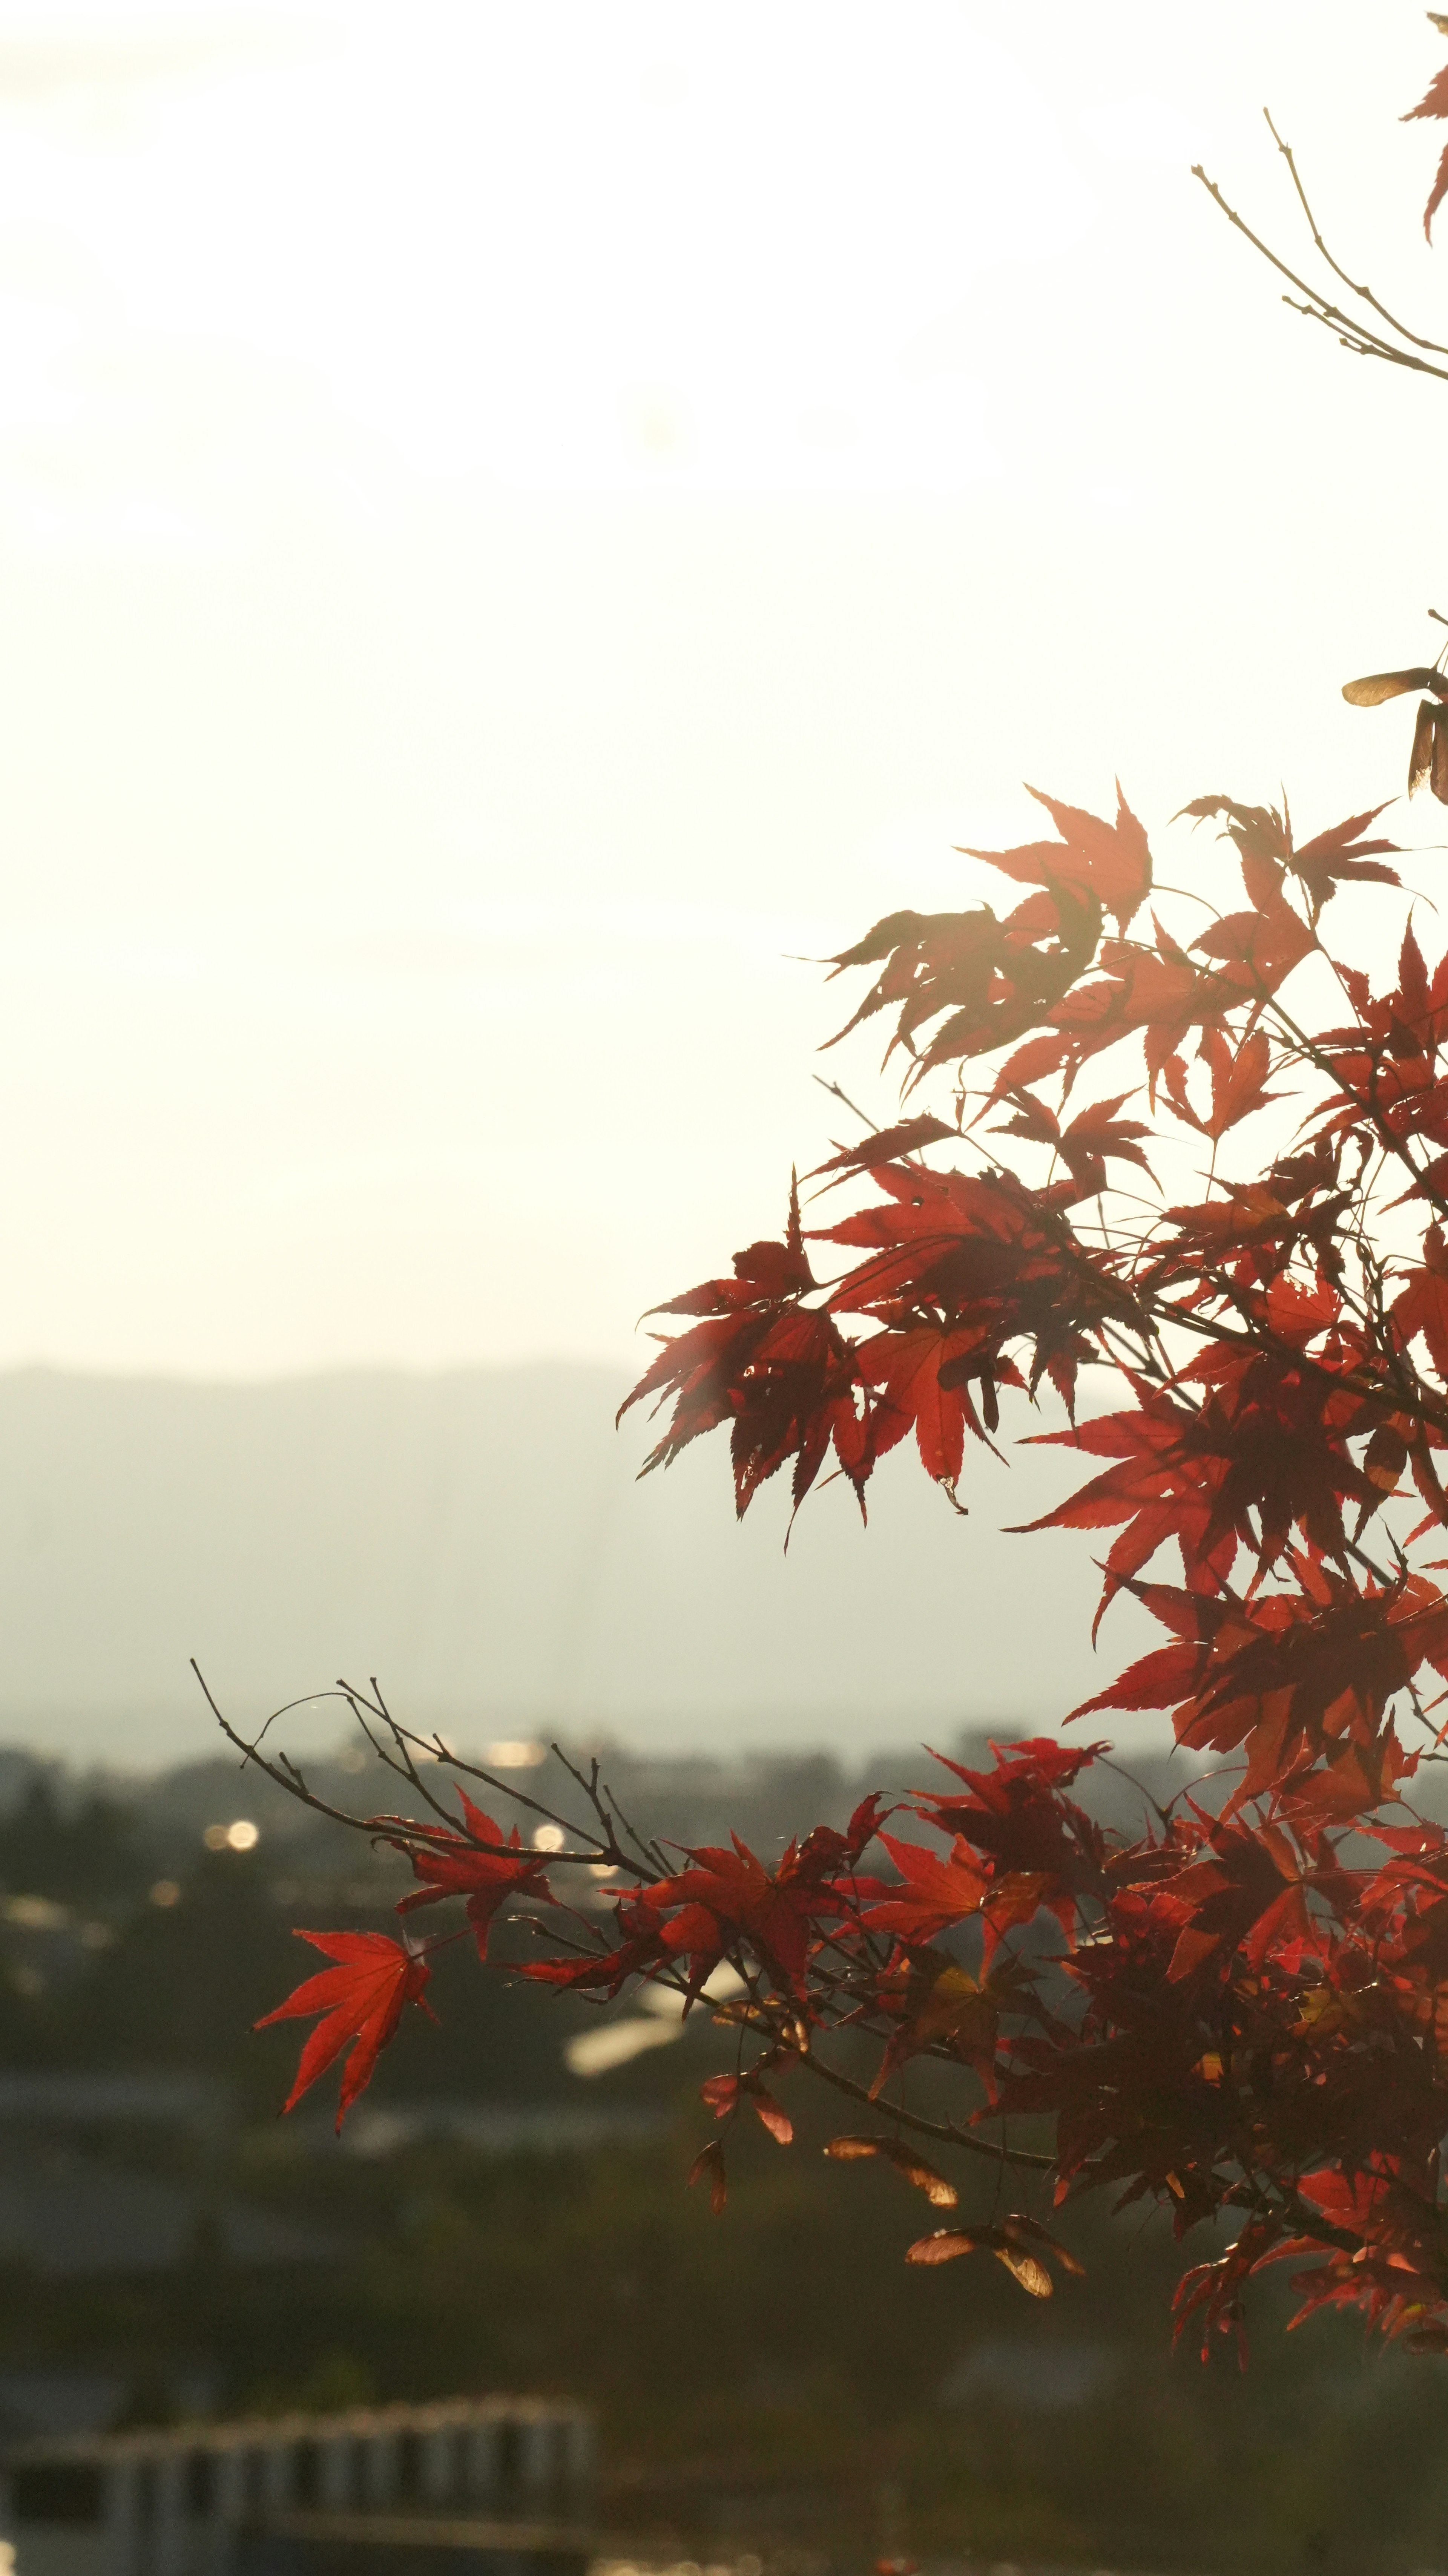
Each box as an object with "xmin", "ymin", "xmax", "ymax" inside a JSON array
[
  {"xmin": 251, "ymin": 50, "xmax": 1448, "ymax": 2356},
  {"xmin": 255, "ymin": 731, "xmax": 1448, "ymax": 2354},
  {"xmin": 258, "ymin": 1722, "xmax": 1448, "ymax": 2358},
  {"xmin": 256, "ymin": 1799, "xmax": 549, "ymax": 2129}
]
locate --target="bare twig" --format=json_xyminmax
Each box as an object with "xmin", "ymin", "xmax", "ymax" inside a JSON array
[
  {"xmin": 1193, "ymin": 156, "xmax": 1448, "ymax": 385},
  {"xmin": 796, "ymin": 2041, "xmax": 1054, "ymax": 2172},
  {"xmin": 1263, "ymin": 110, "xmax": 1448, "ymax": 358}
]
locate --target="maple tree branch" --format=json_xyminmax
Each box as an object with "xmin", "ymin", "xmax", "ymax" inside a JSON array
[
  {"xmin": 194, "ymin": 1663, "xmax": 397, "ymax": 1843},
  {"xmin": 812, "ymin": 1076, "xmax": 888, "ymax": 1136},
  {"xmin": 1262, "ymin": 109, "xmax": 1448, "ymax": 359},
  {"xmin": 1192, "ymin": 162, "xmax": 1448, "ymax": 383},
  {"xmin": 1282, "ymin": 296, "xmax": 1421, "ymax": 367},
  {"xmin": 795, "ymin": 2040, "xmax": 1055, "ymax": 2173},
  {"xmin": 1092, "ymin": 1751, "xmax": 1172, "ymax": 1833},
  {"xmin": 348, "ymin": 1687, "xmax": 474, "ymax": 1831},
  {"xmin": 196, "ymin": 1666, "xmax": 662, "ymax": 1890},
  {"xmin": 551, "ymin": 1743, "xmax": 672, "ymax": 1875},
  {"xmin": 1221, "ymin": 953, "xmax": 1448, "ymax": 1232},
  {"xmin": 330, "ymin": 1692, "xmax": 666, "ymax": 1879},
  {"xmin": 1219, "ymin": 2174, "xmax": 1361, "ymax": 2260},
  {"xmin": 1128, "ymin": 1281, "xmax": 1448, "ymax": 1453}
]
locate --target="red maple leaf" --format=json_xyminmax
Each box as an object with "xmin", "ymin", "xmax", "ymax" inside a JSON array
[
  {"xmin": 1290, "ymin": 808, "xmax": 1400, "ymax": 908},
  {"xmin": 1162, "ymin": 1029, "xmax": 1282, "ymax": 1141},
  {"xmin": 1071, "ymin": 1565, "xmax": 1448, "ymax": 1808},
  {"xmin": 963, "ymin": 782, "xmax": 1153, "ymax": 935},
  {"xmin": 613, "ymin": 1833, "xmax": 847, "ymax": 1998},
  {"xmin": 821, "ymin": 785, "xmax": 1148, "ymax": 1082},
  {"xmin": 1018, "ymin": 1381, "xmax": 1239, "ymax": 1620},
  {"xmin": 821, "ymin": 1162, "xmax": 1137, "ymax": 1413},
  {"xmin": 853, "ymin": 1832, "xmax": 1002, "ymax": 1946},
  {"xmin": 1180, "ymin": 796, "xmax": 1399, "ymax": 918},
  {"xmin": 991, "ymin": 1087, "xmax": 1155, "ymax": 1202},
  {"xmin": 391, "ymin": 1789, "xmax": 556, "ymax": 1958},
  {"xmin": 1022, "ymin": 1327, "xmax": 1394, "ymax": 1623},
  {"xmin": 1393, "ymin": 1224, "xmax": 1448, "ymax": 1382},
  {"xmin": 1404, "ymin": 50, "xmax": 1448, "ymax": 237},
  {"xmin": 913, "ymin": 1738, "xmax": 1108, "ymax": 1911},
  {"xmin": 255, "ymin": 1930, "xmax": 433, "ymax": 2130},
  {"xmin": 856, "ymin": 1319, "xmax": 1009, "ymax": 1486},
  {"xmin": 618, "ymin": 1178, "xmax": 874, "ymax": 1517},
  {"xmin": 1048, "ymin": 927, "xmax": 1245, "ymax": 1090},
  {"xmin": 811, "ymin": 1116, "xmax": 959, "ymax": 1179},
  {"xmin": 521, "ymin": 1799, "xmax": 886, "ymax": 2005}
]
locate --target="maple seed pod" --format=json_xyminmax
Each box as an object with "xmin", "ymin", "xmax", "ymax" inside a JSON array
[
  {"xmin": 825, "ymin": 2134, "xmax": 959, "ymax": 2207},
  {"xmin": 902, "ymin": 2230, "xmax": 1054, "ymax": 2297},
  {"xmin": 687, "ymin": 2139, "xmax": 728, "ymax": 2216},
  {"xmin": 996, "ymin": 2247, "xmax": 1053, "ymax": 2299},
  {"xmin": 1410, "ymin": 699, "xmax": 1436, "ymax": 797},
  {"xmin": 746, "ymin": 2086, "xmax": 793, "ymax": 2146},
  {"xmin": 1422, "ymin": 700, "xmax": 1443, "ymax": 798},
  {"xmin": 904, "ymin": 2229, "xmax": 982, "ymax": 2266},
  {"xmin": 1342, "ymin": 667, "xmax": 1442, "ymax": 706}
]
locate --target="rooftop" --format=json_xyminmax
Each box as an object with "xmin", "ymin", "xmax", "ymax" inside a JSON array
[{"xmin": 6, "ymin": 2394, "xmax": 589, "ymax": 2468}]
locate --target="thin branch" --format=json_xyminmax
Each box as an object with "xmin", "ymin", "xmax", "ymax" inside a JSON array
[
  {"xmin": 1263, "ymin": 109, "xmax": 1448, "ymax": 359},
  {"xmin": 796, "ymin": 2040, "xmax": 1055, "ymax": 2172},
  {"xmin": 813, "ymin": 1076, "xmax": 887, "ymax": 1134},
  {"xmin": 193, "ymin": 1665, "xmax": 635, "ymax": 1874},
  {"xmin": 1192, "ymin": 162, "xmax": 1448, "ymax": 385},
  {"xmin": 192, "ymin": 1663, "xmax": 387, "ymax": 1841},
  {"xmin": 551, "ymin": 1742, "xmax": 670, "ymax": 1875}
]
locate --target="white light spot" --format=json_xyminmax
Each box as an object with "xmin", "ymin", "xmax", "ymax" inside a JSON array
[
  {"xmin": 486, "ymin": 1739, "xmax": 546, "ymax": 1768},
  {"xmin": 564, "ymin": 2017, "xmax": 683, "ymax": 2078},
  {"xmin": 3, "ymin": 1894, "xmax": 67, "ymax": 1930},
  {"xmin": 531, "ymin": 1823, "xmax": 564, "ymax": 1852},
  {"xmin": 202, "ymin": 1819, "xmax": 259, "ymax": 1852},
  {"xmin": 638, "ymin": 1982, "xmax": 686, "ymax": 2021}
]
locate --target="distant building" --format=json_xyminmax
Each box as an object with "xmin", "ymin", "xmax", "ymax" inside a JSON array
[{"xmin": 2, "ymin": 2394, "xmax": 594, "ymax": 2576}]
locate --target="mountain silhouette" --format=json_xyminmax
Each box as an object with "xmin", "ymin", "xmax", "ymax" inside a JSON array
[{"xmin": 0, "ymin": 1363, "xmax": 1155, "ymax": 1769}]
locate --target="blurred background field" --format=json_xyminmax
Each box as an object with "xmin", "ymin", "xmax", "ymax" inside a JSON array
[{"xmin": 0, "ymin": 1729, "xmax": 1444, "ymax": 2576}]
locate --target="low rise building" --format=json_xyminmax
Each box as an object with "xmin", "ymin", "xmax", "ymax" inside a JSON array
[{"xmin": 3, "ymin": 2393, "xmax": 594, "ymax": 2576}]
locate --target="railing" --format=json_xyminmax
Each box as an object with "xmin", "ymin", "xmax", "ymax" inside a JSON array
[{"xmin": 4, "ymin": 2398, "xmax": 596, "ymax": 2576}]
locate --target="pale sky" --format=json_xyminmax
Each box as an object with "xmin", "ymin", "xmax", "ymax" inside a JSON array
[{"xmin": 0, "ymin": 0, "xmax": 1440, "ymax": 1377}]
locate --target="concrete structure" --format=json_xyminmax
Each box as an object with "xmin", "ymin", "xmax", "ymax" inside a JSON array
[{"xmin": 2, "ymin": 2395, "xmax": 595, "ymax": 2576}]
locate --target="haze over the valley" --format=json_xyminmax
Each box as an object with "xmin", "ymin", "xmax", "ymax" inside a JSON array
[
  {"xmin": 0, "ymin": 1362, "xmax": 1156, "ymax": 1771},
  {"xmin": 0, "ymin": 3, "xmax": 1417, "ymax": 1775}
]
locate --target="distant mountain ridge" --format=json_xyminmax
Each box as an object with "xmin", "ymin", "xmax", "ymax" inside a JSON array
[{"xmin": 0, "ymin": 1362, "xmax": 1155, "ymax": 1769}]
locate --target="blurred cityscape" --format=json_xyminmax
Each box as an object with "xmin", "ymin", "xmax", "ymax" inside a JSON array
[{"xmin": 0, "ymin": 1734, "xmax": 1442, "ymax": 2576}]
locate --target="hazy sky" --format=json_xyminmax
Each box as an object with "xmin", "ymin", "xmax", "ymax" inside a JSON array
[{"xmin": 0, "ymin": 0, "xmax": 1441, "ymax": 1377}]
